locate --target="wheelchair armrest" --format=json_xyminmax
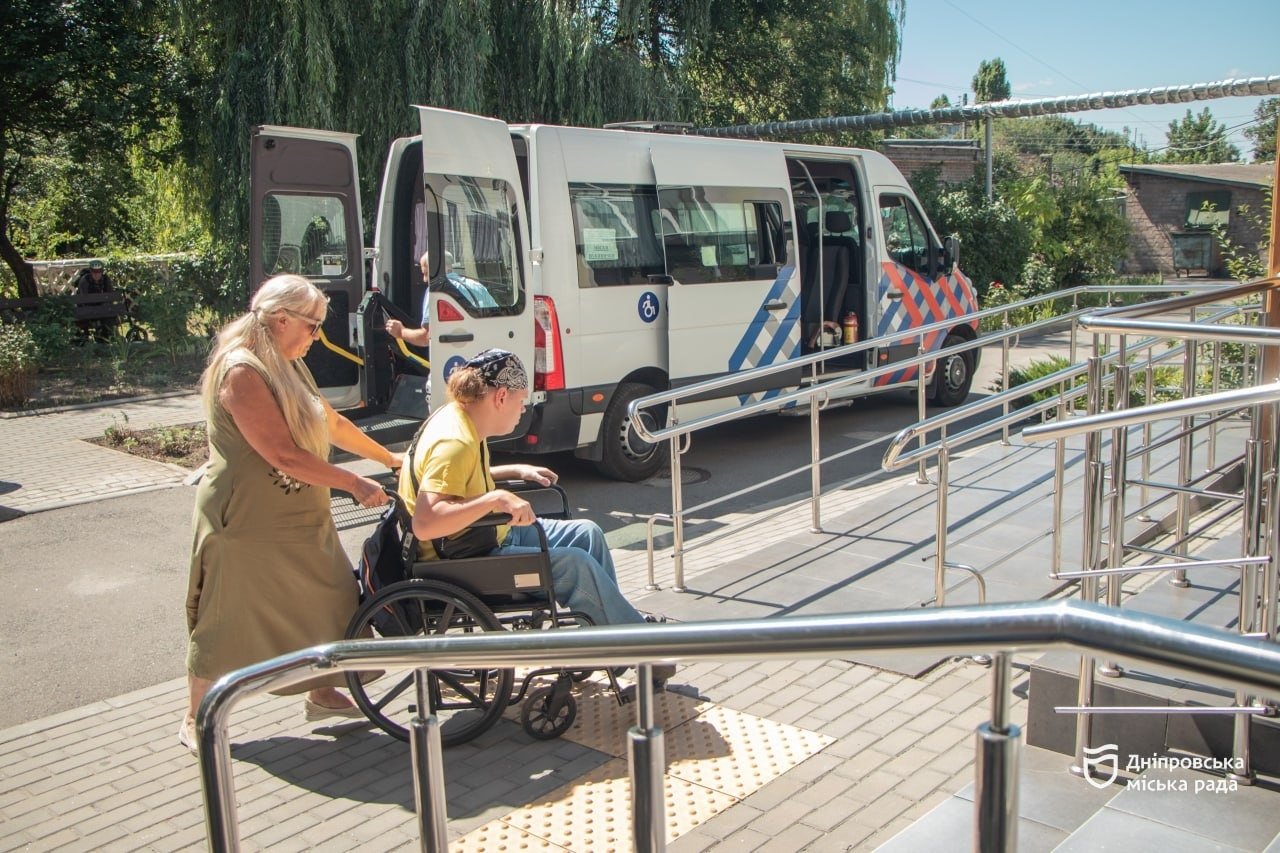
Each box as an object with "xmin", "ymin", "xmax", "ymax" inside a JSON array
[
  {"xmin": 470, "ymin": 511, "xmax": 513, "ymax": 527},
  {"xmin": 493, "ymin": 481, "xmax": 571, "ymax": 520}
]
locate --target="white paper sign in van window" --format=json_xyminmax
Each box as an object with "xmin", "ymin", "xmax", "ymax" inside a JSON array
[
  {"xmin": 582, "ymin": 228, "xmax": 619, "ymax": 262},
  {"xmin": 320, "ymin": 254, "xmax": 344, "ymax": 276}
]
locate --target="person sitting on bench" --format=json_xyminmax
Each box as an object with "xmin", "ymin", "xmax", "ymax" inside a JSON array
[{"xmin": 398, "ymin": 348, "xmax": 675, "ymax": 682}]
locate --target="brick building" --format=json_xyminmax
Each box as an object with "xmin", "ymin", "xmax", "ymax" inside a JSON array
[
  {"xmin": 881, "ymin": 139, "xmax": 982, "ymax": 186},
  {"xmin": 1118, "ymin": 163, "xmax": 1271, "ymax": 277}
]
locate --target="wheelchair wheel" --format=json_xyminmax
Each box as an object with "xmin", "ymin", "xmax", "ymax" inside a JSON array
[
  {"xmin": 344, "ymin": 579, "xmax": 514, "ymax": 746},
  {"xmin": 521, "ymin": 685, "xmax": 577, "ymax": 740}
]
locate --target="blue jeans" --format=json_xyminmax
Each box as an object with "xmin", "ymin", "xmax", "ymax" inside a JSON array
[{"xmin": 499, "ymin": 519, "xmax": 644, "ymax": 627}]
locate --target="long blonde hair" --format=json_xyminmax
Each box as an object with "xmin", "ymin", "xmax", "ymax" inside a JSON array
[{"xmin": 201, "ymin": 274, "xmax": 329, "ymax": 457}]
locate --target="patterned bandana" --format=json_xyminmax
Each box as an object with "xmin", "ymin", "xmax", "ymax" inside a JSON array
[{"xmin": 465, "ymin": 348, "xmax": 528, "ymax": 390}]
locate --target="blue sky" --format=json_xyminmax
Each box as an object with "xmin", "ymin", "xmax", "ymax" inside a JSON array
[{"xmin": 892, "ymin": 0, "xmax": 1279, "ymax": 160}]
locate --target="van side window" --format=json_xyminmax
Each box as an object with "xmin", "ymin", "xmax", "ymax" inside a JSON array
[
  {"xmin": 878, "ymin": 194, "xmax": 933, "ymax": 277},
  {"xmin": 568, "ymin": 183, "xmax": 666, "ymax": 287},
  {"xmin": 261, "ymin": 193, "xmax": 348, "ymax": 277},
  {"xmin": 657, "ymin": 185, "xmax": 787, "ymax": 285},
  {"xmin": 427, "ymin": 175, "xmax": 516, "ymax": 313}
]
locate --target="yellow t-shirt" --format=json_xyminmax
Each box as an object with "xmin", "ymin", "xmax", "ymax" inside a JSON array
[{"xmin": 398, "ymin": 403, "xmax": 507, "ymax": 559}]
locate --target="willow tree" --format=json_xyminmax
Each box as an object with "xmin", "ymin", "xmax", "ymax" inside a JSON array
[{"xmin": 175, "ymin": 0, "xmax": 694, "ymax": 290}]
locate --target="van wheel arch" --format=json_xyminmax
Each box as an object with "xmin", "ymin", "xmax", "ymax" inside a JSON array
[{"xmin": 593, "ymin": 381, "xmax": 670, "ymax": 482}]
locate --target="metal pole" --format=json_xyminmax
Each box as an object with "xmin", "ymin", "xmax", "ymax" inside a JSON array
[
  {"xmin": 1072, "ymin": 355, "xmax": 1106, "ymax": 779},
  {"xmin": 629, "ymin": 664, "xmax": 667, "ymax": 852},
  {"xmin": 1052, "ymin": 392, "xmax": 1066, "ymax": 578},
  {"xmin": 669, "ymin": 400, "xmax": 687, "ymax": 593},
  {"xmin": 198, "ymin": 707, "xmax": 239, "ymax": 852},
  {"xmin": 1265, "ymin": 403, "xmax": 1280, "ymax": 644},
  {"xmin": 1209, "ymin": 340, "xmax": 1222, "ymax": 470},
  {"xmin": 935, "ymin": 447, "xmax": 950, "ymax": 607},
  {"xmin": 1171, "ymin": 332, "xmax": 1197, "ymax": 588},
  {"xmin": 810, "ymin": 389, "xmax": 824, "ymax": 532},
  {"xmin": 1231, "ymin": 435, "xmax": 1265, "ymax": 786},
  {"xmin": 974, "ymin": 652, "xmax": 1019, "ymax": 853},
  {"xmin": 917, "ymin": 344, "xmax": 930, "ymax": 484},
  {"xmin": 984, "ymin": 116, "xmax": 994, "ymax": 201},
  {"xmin": 1139, "ymin": 347, "xmax": 1155, "ymax": 520},
  {"xmin": 1101, "ymin": 355, "xmax": 1129, "ymax": 678},
  {"xmin": 1001, "ymin": 314, "xmax": 1011, "ymax": 445},
  {"xmin": 410, "ymin": 669, "xmax": 449, "ymax": 852}
]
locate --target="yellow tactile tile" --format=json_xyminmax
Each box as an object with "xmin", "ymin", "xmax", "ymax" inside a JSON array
[
  {"xmin": 449, "ymin": 819, "xmax": 570, "ymax": 852},
  {"xmin": 500, "ymin": 758, "xmax": 736, "ymax": 852},
  {"xmin": 664, "ymin": 705, "xmax": 835, "ymax": 799}
]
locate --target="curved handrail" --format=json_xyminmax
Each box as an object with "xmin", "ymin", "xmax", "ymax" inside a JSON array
[{"xmin": 198, "ymin": 599, "xmax": 1280, "ymax": 851}]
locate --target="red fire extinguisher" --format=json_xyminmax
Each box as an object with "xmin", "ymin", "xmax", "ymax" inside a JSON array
[{"xmin": 841, "ymin": 312, "xmax": 859, "ymax": 344}]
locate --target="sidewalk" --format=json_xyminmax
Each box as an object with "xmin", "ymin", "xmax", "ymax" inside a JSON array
[
  {"xmin": 0, "ymin": 393, "xmax": 205, "ymax": 519},
  {"xmin": 0, "ymin": 392, "xmax": 1046, "ymax": 851}
]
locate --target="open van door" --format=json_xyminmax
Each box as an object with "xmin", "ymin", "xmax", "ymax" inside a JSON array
[
  {"xmin": 417, "ymin": 108, "xmax": 534, "ymax": 421},
  {"xmin": 650, "ymin": 140, "xmax": 802, "ymax": 404},
  {"xmin": 250, "ymin": 126, "xmax": 365, "ymax": 410}
]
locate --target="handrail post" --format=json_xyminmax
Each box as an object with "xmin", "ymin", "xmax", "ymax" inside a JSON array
[
  {"xmin": 669, "ymin": 400, "xmax": 687, "ymax": 593},
  {"xmin": 1230, "ymin": 432, "xmax": 1266, "ymax": 786},
  {"xmin": 1071, "ymin": 355, "xmax": 1106, "ymax": 780},
  {"xmin": 810, "ymin": 389, "xmax": 824, "ymax": 532},
  {"xmin": 1001, "ymin": 312, "xmax": 1012, "ymax": 445},
  {"xmin": 1139, "ymin": 345, "xmax": 1155, "ymax": 520},
  {"xmin": 974, "ymin": 651, "xmax": 1020, "ymax": 853},
  {"xmin": 1052, "ymin": 393, "xmax": 1066, "ymax": 577},
  {"xmin": 917, "ymin": 342, "xmax": 930, "ymax": 484},
  {"xmin": 1171, "ymin": 332, "xmax": 1198, "ymax": 588},
  {"xmin": 1265, "ymin": 401, "xmax": 1280, "ymax": 645},
  {"xmin": 935, "ymin": 446, "xmax": 950, "ymax": 607},
  {"xmin": 1209, "ymin": 340, "xmax": 1222, "ymax": 470},
  {"xmin": 1100, "ymin": 353, "xmax": 1129, "ymax": 678},
  {"xmin": 410, "ymin": 669, "xmax": 449, "ymax": 851},
  {"xmin": 629, "ymin": 664, "xmax": 667, "ymax": 852},
  {"xmin": 197, "ymin": 694, "xmax": 240, "ymax": 852}
]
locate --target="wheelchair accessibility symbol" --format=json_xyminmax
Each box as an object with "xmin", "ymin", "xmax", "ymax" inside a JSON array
[
  {"xmin": 638, "ymin": 291, "xmax": 660, "ymax": 324},
  {"xmin": 443, "ymin": 355, "xmax": 467, "ymax": 379}
]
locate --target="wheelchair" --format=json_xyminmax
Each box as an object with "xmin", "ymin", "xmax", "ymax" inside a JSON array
[{"xmin": 343, "ymin": 483, "xmax": 629, "ymax": 747}]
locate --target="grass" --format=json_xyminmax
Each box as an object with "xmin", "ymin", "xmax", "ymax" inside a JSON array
[{"xmin": 92, "ymin": 417, "xmax": 209, "ymax": 469}]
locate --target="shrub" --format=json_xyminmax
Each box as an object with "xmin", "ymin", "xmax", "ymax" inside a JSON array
[
  {"xmin": 27, "ymin": 294, "xmax": 76, "ymax": 360},
  {"xmin": 0, "ymin": 323, "xmax": 39, "ymax": 407},
  {"xmin": 994, "ymin": 355, "xmax": 1081, "ymax": 411}
]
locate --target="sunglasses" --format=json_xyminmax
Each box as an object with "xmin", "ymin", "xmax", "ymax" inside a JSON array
[{"xmin": 284, "ymin": 308, "xmax": 325, "ymax": 336}]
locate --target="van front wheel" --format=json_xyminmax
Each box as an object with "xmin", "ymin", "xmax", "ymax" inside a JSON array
[
  {"xmin": 929, "ymin": 332, "xmax": 974, "ymax": 406},
  {"xmin": 594, "ymin": 383, "xmax": 669, "ymax": 482}
]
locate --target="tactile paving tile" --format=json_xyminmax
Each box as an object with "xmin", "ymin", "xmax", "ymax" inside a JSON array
[
  {"xmin": 500, "ymin": 758, "xmax": 737, "ymax": 851},
  {"xmin": 449, "ymin": 819, "xmax": 571, "ymax": 852},
  {"xmin": 502, "ymin": 673, "xmax": 710, "ymax": 758},
  {"xmin": 664, "ymin": 704, "xmax": 835, "ymax": 799},
  {"xmin": 463, "ymin": 688, "xmax": 835, "ymax": 851}
]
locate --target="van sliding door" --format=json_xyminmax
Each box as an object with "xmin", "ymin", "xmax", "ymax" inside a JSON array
[
  {"xmin": 417, "ymin": 108, "xmax": 534, "ymax": 407},
  {"xmin": 650, "ymin": 141, "xmax": 801, "ymax": 405}
]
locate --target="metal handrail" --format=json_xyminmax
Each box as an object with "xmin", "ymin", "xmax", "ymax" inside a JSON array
[
  {"xmin": 1024, "ymin": 382, "xmax": 1280, "ymax": 443},
  {"xmin": 198, "ymin": 599, "xmax": 1280, "ymax": 852}
]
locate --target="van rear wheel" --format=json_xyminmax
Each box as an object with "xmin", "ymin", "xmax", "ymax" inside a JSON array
[{"xmin": 594, "ymin": 383, "xmax": 669, "ymax": 482}]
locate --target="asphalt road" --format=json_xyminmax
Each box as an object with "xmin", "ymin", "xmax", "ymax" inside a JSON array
[{"xmin": 1, "ymin": 339, "xmax": 1030, "ymax": 728}]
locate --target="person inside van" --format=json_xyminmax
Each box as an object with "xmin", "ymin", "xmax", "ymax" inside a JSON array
[
  {"xmin": 386, "ymin": 251, "xmax": 432, "ymax": 347},
  {"xmin": 399, "ymin": 348, "xmax": 676, "ymax": 684}
]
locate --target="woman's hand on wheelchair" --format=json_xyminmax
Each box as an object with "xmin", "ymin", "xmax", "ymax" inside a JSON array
[{"xmin": 350, "ymin": 475, "xmax": 391, "ymax": 508}]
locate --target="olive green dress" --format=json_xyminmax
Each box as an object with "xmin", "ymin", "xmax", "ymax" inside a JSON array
[{"xmin": 186, "ymin": 360, "xmax": 355, "ymax": 692}]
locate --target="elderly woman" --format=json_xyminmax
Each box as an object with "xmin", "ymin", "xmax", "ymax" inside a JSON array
[
  {"xmin": 181, "ymin": 274, "xmax": 400, "ymax": 754},
  {"xmin": 399, "ymin": 349, "xmax": 674, "ymax": 682}
]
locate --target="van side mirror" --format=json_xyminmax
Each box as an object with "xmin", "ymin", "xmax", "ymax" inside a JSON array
[{"xmin": 942, "ymin": 235, "xmax": 960, "ymax": 271}]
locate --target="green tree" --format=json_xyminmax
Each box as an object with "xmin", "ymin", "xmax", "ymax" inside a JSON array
[
  {"xmin": 0, "ymin": 0, "xmax": 177, "ymax": 298},
  {"xmin": 972, "ymin": 58, "xmax": 1011, "ymax": 104},
  {"xmin": 1162, "ymin": 108, "xmax": 1240, "ymax": 164},
  {"xmin": 685, "ymin": 0, "xmax": 904, "ymax": 132},
  {"xmin": 1243, "ymin": 97, "xmax": 1279, "ymax": 162},
  {"xmin": 930, "ymin": 94, "xmax": 952, "ymax": 109}
]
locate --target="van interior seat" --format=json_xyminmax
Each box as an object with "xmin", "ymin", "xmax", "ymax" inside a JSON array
[{"xmin": 802, "ymin": 210, "xmax": 860, "ymax": 337}]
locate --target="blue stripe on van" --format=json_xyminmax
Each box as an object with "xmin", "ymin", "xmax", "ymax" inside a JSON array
[{"xmin": 727, "ymin": 265, "xmax": 795, "ymax": 372}]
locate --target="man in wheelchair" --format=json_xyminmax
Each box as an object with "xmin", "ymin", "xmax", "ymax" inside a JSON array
[{"xmin": 398, "ymin": 348, "xmax": 675, "ymax": 683}]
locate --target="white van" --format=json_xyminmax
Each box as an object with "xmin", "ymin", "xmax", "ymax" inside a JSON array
[{"xmin": 249, "ymin": 109, "xmax": 980, "ymax": 481}]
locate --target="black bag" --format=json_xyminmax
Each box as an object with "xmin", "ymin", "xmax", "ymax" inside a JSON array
[{"xmin": 432, "ymin": 524, "xmax": 499, "ymax": 560}]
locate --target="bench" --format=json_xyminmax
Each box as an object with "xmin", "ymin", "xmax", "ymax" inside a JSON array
[{"xmin": 0, "ymin": 292, "xmax": 132, "ymax": 324}]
